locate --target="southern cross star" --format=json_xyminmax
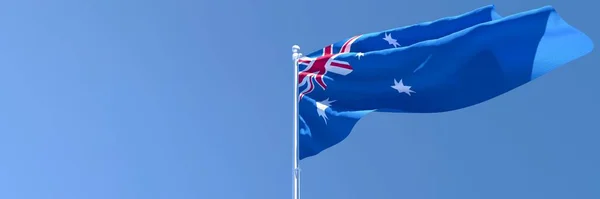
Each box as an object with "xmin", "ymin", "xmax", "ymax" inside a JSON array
[
  {"xmin": 383, "ymin": 33, "xmax": 400, "ymax": 48},
  {"xmin": 391, "ymin": 79, "xmax": 415, "ymax": 96}
]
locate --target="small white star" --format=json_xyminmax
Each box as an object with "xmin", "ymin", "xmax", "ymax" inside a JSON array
[
  {"xmin": 391, "ymin": 79, "xmax": 415, "ymax": 96},
  {"xmin": 316, "ymin": 98, "xmax": 335, "ymax": 124},
  {"xmin": 356, "ymin": 52, "xmax": 364, "ymax": 59},
  {"xmin": 383, "ymin": 33, "xmax": 400, "ymax": 48}
]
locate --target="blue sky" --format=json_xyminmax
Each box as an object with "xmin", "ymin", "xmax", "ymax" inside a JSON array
[{"xmin": 0, "ymin": 0, "xmax": 598, "ymax": 198}]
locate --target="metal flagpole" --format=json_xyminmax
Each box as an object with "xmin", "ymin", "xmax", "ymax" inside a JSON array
[{"xmin": 292, "ymin": 45, "xmax": 302, "ymax": 199}]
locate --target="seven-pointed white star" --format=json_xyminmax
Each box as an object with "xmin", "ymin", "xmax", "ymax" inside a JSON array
[
  {"xmin": 391, "ymin": 79, "xmax": 415, "ymax": 96},
  {"xmin": 383, "ymin": 33, "xmax": 400, "ymax": 48},
  {"xmin": 356, "ymin": 52, "xmax": 364, "ymax": 59},
  {"xmin": 316, "ymin": 98, "xmax": 335, "ymax": 124}
]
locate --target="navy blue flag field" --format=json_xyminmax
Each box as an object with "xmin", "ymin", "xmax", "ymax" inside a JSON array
[{"xmin": 296, "ymin": 5, "xmax": 593, "ymax": 160}]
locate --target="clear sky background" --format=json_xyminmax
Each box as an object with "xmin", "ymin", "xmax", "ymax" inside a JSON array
[{"xmin": 0, "ymin": 0, "xmax": 597, "ymax": 198}]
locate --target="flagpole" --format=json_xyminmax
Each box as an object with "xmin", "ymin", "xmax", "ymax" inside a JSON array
[{"xmin": 292, "ymin": 45, "xmax": 302, "ymax": 199}]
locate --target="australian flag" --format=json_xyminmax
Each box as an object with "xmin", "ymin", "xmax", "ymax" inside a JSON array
[{"xmin": 297, "ymin": 5, "xmax": 593, "ymax": 160}]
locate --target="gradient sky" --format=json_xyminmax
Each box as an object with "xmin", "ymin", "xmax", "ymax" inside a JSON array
[{"xmin": 0, "ymin": 0, "xmax": 598, "ymax": 198}]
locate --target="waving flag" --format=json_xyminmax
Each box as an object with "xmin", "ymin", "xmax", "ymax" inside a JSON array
[{"xmin": 297, "ymin": 5, "xmax": 593, "ymax": 160}]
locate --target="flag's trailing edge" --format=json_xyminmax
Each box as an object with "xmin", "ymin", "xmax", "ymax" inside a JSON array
[{"xmin": 298, "ymin": 5, "xmax": 593, "ymax": 160}]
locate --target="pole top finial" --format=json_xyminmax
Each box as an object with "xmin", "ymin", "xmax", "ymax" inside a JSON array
[
  {"xmin": 292, "ymin": 45, "xmax": 301, "ymax": 53},
  {"xmin": 292, "ymin": 45, "xmax": 302, "ymax": 61}
]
